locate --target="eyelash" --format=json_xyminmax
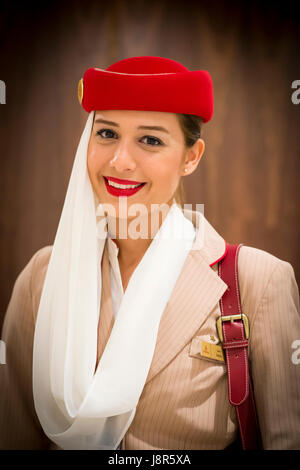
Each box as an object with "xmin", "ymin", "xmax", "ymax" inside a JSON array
[{"xmin": 95, "ymin": 128, "xmax": 163, "ymax": 147}]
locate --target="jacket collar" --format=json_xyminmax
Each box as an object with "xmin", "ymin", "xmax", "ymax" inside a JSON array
[
  {"xmin": 97, "ymin": 209, "xmax": 229, "ymax": 383},
  {"xmin": 182, "ymin": 207, "xmax": 227, "ymax": 266}
]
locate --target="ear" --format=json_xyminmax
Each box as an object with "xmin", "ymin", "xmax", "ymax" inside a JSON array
[{"xmin": 181, "ymin": 139, "xmax": 205, "ymax": 176}]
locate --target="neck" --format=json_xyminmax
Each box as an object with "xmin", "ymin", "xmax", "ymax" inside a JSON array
[
  {"xmin": 107, "ymin": 201, "xmax": 174, "ymax": 269},
  {"xmin": 116, "ymin": 236, "xmax": 152, "ymax": 270}
]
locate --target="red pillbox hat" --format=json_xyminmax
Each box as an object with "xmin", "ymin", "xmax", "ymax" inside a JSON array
[{"xmin": 78, "ymin": 56, "xmax": 213, "ymax": 123}]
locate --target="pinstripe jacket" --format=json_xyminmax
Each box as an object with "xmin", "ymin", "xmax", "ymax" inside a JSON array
[{"xmin": 1, "ymin": 210, "xmax": 300, "ymax": 449}]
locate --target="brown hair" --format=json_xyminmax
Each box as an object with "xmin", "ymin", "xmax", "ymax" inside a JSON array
[{"xmin": 173, "ymin": 114, "xmax": 203, "ymax": 207}]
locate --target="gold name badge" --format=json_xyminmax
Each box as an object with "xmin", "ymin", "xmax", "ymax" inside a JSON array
[
  {"xmin": 189, "ymin": 336, "xmax": 226, "ymax": 363},
  {"xmin": 201, "ymin": 340, "xmax": 225, "ymax": 363}
]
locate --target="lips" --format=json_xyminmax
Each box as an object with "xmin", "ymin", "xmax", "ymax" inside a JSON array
[
  {"xmin": 103, "ymin": 176, "xmax": 146, "ymax": 197},
  {"xmin": 105, "ymin": 176, "xmax": 145, "ymax": 185}
]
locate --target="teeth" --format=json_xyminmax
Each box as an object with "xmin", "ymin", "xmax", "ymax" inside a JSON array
[{"xmin": 107, "ymin": 179, "xmax": 143, "ymax": 189}]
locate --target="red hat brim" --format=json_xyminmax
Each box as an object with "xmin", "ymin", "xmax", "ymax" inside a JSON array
[{"xmin": 79, "ymin": 67, "xmax": 213, "ymax": 123}]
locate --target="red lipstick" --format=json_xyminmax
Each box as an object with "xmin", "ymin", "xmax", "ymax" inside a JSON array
[
  {"xmin": 103, "ymin": 176, "xmax": 146, "ymax": 197},
  {"xmin": 105, "ymin": 176, "xmax": 145, "ymax": 185}
]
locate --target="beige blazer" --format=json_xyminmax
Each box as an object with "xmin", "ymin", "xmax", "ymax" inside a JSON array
[{"xmin": 1, "ymin": 211, "xmax": 299, "ymax": 450}]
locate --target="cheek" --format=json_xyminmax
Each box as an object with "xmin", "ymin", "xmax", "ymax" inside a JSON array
[
  {"xmin": 87, "ymin": 144, "xmax": 103, "ymax": 176},
  {"xmin": 154, "ymin": 155, "xmax": 182, "ymax": 187}
]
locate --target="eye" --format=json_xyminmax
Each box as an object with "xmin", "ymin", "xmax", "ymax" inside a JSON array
[
  {"xmin": 96, "ymin": 128, "xmax": 117, "ymax": 139},
  {"xmin": 95, "ymin": 129, "xmax": 163, "ymax": 147},
  {"xmin": 140, "ymin": 135, "xmax": 163, "ymax": 146}
]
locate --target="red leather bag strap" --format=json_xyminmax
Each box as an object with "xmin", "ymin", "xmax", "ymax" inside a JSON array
[{"xmin": 218, "ymin": 243, "xmax": 262, "ymax": 449}]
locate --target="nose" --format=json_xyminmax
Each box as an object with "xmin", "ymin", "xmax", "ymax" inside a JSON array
[{"xmin": 109, "ymin": 139, "xmax": 136, "ymax": 173}]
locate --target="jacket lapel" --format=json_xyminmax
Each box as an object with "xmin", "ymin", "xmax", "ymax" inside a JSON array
[{"xmin": 145, "ymin": 209, "xmax": 228, "ymax": 384}]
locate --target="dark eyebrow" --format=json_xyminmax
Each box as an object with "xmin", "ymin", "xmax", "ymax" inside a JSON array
[{"xmin": 94, "ymin": 118, "xmax": 170, "ymax": 134}]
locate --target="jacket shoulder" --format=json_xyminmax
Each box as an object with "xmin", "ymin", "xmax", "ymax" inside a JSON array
[
  {"xmin": 238, "ymin": 244, "xmax": 291, "ymax": 275},
  {"xmin": 237, "ymin": 244, "xmax": 296, "ymax": 319},
  {"xmin": 2, "ymin": 246, "xmax": 53, "ymax": 349}
]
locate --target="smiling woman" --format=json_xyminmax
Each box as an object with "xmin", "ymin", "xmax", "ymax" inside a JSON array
[{"xmin": 1, "ymin": 56, "xmax": 299, "ymax": 451}]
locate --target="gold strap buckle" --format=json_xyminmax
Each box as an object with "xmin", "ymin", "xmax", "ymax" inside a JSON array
[{"xmin": 216, "ymin": 314, "xmax": 249, "ymax": 343}]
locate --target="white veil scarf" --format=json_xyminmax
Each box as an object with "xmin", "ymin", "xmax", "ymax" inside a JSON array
[{"xmin": 32, "ymin": 110, "xmax": 196, "ymax": 450}]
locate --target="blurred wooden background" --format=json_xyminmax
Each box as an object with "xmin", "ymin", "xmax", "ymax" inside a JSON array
[{"xmin": 0, "ymin": 0, "xmax": 299, "ymax": 329}]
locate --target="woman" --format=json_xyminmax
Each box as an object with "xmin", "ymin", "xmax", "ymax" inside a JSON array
[{"xmin": 0, "ymin": 56, "xmax": 299, "ymax": 450}]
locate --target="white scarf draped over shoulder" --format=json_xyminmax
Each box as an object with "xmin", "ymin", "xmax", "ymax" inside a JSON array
[{"xmin": 32, "ymin": 111, "xmax": 196, "ymax": 449}]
